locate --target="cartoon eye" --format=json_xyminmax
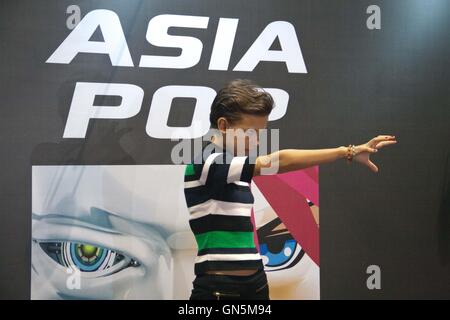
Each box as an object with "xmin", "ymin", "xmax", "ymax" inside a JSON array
[
  {"xmin": 39, "ymin": 241, "xmax": 139, "ymax": 275},
  {"xmin": 259, "ymin": 238, "xmax": 298, "ymax": 267},
  {"xmin": 257, "ymin": 217, "xmax": 305, "ymax": 271}
]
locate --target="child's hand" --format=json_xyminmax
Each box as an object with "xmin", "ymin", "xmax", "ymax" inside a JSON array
[{"xmin": 354, "ymin": 135, "xmax": 397, "ymax": 172}]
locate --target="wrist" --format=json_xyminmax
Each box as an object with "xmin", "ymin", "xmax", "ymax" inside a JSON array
[
  {"xmin": 340, "ymin": 145, "xmax": 357, "ymax": 162},
  {"xmin": 338, "ymin": 146, "xmax": 347, "ymax": 159}
]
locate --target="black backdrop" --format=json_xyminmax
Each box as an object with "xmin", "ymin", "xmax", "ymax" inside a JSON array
[{"xmin": 0, "ymin": 0, "xmax": 449, "ymax": 299}]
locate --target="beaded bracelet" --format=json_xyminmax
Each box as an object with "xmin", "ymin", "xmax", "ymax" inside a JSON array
[{"xmin": 346, "ymin": 144, "xmax": 356, "ymax": 163}]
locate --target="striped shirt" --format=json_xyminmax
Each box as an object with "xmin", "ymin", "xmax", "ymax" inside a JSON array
[{"xmin": 184, "ymin": 141, "xmax": 264, "ymax": 275}]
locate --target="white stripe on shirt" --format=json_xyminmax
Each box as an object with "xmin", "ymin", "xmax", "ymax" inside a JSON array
[
  {"xmin": 195, "ymin": 253, "xmax": 262, "ymax": 263},
  {"xmin": 185, "ymin": 179, "xmax": 249, "ymax": 189},
  {"xmin": 184, "ymin": 180, "xmax": 203, "ymax": 188},
  {"xmin": 199, "ymin": 152, "xmax": 223, "ymax": 185},
  {"xmin": 189, "ymin": 199, "xmax": 253, "ymax": 220},
  {"xmin": 227, "ymin": 156, "xmax": 247, "ymax": 184}
]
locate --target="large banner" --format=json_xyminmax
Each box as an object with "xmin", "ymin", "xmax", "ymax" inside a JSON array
[
  {"xmin": 27, "ymin": 0, "xmax": 322, "ymax": 299},
  {"xmin": 31, "ymin": 165, "xmax": 319, "ymax": 299}
]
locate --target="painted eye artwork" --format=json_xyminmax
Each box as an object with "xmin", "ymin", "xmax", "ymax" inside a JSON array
[
  {"xmin": 257, "ymin": 217, "xmax": 305, "ymax": 272},
  {"xmin": 38, "ymin": 242, "xmax": 139, "ymax": 275}
]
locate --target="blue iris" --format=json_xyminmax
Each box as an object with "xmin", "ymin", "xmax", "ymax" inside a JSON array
[
  {"xmin": 70, "ymin": 243, "xmax": 108, "ymax": 272},
  {"xmin": 259, "ymin": 239, "xmax": 297, "ymax": 267}
]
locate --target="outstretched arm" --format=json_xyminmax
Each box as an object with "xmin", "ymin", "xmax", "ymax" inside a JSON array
[{"xmin": 254, "ymin": 135, "xmax": 397, "ymax": 175}]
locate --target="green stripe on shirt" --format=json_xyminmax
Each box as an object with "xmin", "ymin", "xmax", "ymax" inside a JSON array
[
  {"xmin": 184, "ymin": 164, "xmax": 195, "ymax": 176},
  {"xmin": 195, "ymin": 231, "xmax": 255, "ymax": 250}
]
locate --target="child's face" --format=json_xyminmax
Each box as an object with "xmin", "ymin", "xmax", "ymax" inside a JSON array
[{"xmin": 220, "ymin": 114, "xmax": 269, "ymax": 156}]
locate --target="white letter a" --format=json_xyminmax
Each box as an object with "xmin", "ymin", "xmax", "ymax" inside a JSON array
[{"xmin": 46, "ymin": 9, "xmax": 133, "ymax": 66}]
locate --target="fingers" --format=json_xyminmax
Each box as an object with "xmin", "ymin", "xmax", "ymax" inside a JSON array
[
  {"xmin": 367, "ymin": 160, "xmax": 379, "ymax": 173},
  {"xmin": 379, "ymin": 135, "xmax": 396, "ymax": 139},
  {"xmin": 371, "ymin": 135, "xmax": 396, "ymax": 143},
  {"xmin": 364, "ymin": 145, "xmax": 378, "ymax": 153},
  {"xmin": 375, "ymin": 140, "xmax": 397, "ymax": 149}
]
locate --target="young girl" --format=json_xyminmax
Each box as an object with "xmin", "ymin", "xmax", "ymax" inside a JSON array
[{"xmin": 184, "ymin": 79, "xmax": 397, "ymax": 300}]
